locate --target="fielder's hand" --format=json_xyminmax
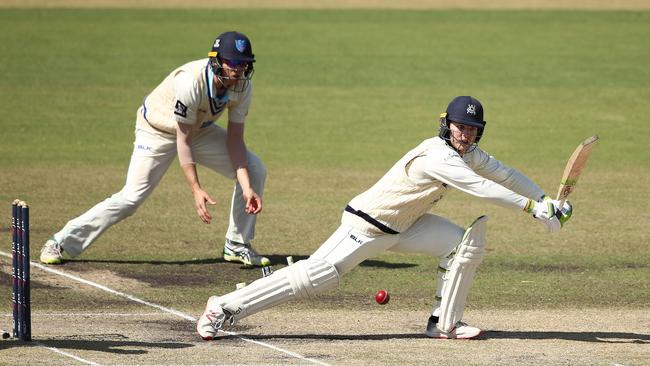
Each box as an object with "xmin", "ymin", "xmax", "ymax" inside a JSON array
[
  {"xmin": 193, "ymin": 188, "xmax": 217, "ymax": 224},
  {"xmin": 242, "ymin": 188, "xmax": 262, "ymax": 215}
]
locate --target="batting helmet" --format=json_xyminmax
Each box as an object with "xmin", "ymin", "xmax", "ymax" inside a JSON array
[
  {"xmin": 208, "ymin": 31, "xmax": 255, "ymax": 92},
  {"xmin": 438, "ymin": 96, "xmax": 487, "ymax": 149}
]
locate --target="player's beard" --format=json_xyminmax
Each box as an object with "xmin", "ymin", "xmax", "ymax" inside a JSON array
[{"xmin": 451, "ymin": 136, "xmax": 475, "ymax": 155}]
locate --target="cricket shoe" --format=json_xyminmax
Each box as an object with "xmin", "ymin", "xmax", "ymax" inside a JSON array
[
  {"xmin": 197, "ymin": 296, "xmax": 234, "ymax": 341},
  {"xmin": 223, "ymin": 239, "xmax": 271, "ymax": 267},
  {"xmin": 425, "ymin": 315, "xmax": 483, "ymax": 339},
  {"xmin": 40, "ymin": 237, "xmax": 63, "ymax": 265}
]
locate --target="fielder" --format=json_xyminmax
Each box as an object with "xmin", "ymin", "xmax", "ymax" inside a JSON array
[
  {"xmin": 40, "ymin": 31, "xmax": 271, "ymax": 267},
  {"xmin": 196, "ymin": 96, "xmax": 572, "ymax": 340}
]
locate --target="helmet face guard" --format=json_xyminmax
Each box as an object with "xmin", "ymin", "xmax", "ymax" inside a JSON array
[
  {"xmin": 438, "ymin": 113, "xmax": 484, "ymax": 154},
  {"xmin": 208, "ymin": 31, "xmax": 256, "ymax": 93},
  {"xmin": 437, "ymin": 96, "xmax": 487, "ymax": 154},
  {"xmin": 208, "ymin": 55, "xmax": 254, "ymax": 93}
]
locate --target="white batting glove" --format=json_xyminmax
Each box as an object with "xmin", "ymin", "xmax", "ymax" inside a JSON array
[{"xmin": 525, "ymin": 198, "xmax": 561, "ymax": 233}]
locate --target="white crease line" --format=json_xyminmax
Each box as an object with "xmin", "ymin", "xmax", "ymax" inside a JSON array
[
  {"xmin": 2, "ymin": 313, "xmax": 174, "ymax": 317},
  {"xmin": 35, "ymin": 341, "xmax": 101, "ymax": 366},
  {"xmin": 0, "ymin": 251, "xmax": 332, "ymax": 366}
]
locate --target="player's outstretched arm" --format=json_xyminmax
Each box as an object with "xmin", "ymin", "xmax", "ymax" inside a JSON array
[
  {"xmin": 177, "ymin": 121, "xmax": 217, "ymax": 224},
  {"xmin": 226, "ymin": 121, "xmax": 262, "ymax": 214}
]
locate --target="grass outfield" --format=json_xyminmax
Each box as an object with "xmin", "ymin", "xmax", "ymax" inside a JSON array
[{"xmin": 0, "ymin": 8, "xmax": 648, "ymax": 315}]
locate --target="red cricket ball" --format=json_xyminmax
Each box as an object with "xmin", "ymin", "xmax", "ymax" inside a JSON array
[{"xmin": 375, "ymin": 290, "xmax": 390, "ymax": 305}]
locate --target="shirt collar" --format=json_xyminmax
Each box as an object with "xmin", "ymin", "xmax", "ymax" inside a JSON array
[{"xmin": 207, "ymin": 63, "xmax": 229, "ymax": 104}]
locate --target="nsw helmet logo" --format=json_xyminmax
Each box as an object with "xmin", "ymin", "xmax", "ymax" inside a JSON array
[
  {"xmin": 466, "ymin": 104, "xmax": 477, "ymax": 115},
  {"xmin": 235, "ymin": 39, "xmax": 247, "ymax": 53}
]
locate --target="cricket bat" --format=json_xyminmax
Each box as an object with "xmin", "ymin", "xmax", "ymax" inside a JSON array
[{"xmin": 556, "ymin": 135, "xmax": 599, "ymax": 206}]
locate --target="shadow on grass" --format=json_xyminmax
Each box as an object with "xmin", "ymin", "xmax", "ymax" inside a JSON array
[
  {"xmin": 68, "ymin": 255, "xmax": 418, "ymax": 269},
  {"xmin": 69, "ymin": 258, "xmax": 226, "ymax": 265},
  {"xmin": 0, "ymin": 337, "xmax": 194, "ymax": 354},
  {"xmin": 358, "ymin": 259, "xmax": 418, "ymax": 269},
  {"xmin": 218, "ymin": 330, "xmax": 649, "ymax": 344},
  {"xmin": 267, "ymin": 255, "xmax": 418, "ymax": 269},
  {"xmin": 218, "ymin": 332, "xmax": 429, "ymax": 341},
  {"xmin": 485, "ymin": 330, "xmax": 649, "ymax": 344}
]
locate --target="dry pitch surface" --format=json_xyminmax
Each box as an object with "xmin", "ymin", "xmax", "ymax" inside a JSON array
[
  {"xmin": 0, "ymin": 254, "xmax": 648, "ymax": 365},
  {"xmin": 0, "ymin": 261, "xmax": 648, "ymax": 366},
  {"xmin": 1, "ymin": 0, "xmax": 648, "ymax": 364},
  {"xmin": 1, "ymin": 308, "xmax": 649, "ymax": 365}
]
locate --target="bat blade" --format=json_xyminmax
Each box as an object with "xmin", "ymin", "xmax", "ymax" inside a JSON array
[{"xmin": 556, "ymin": 135, "xmax": 599, "ymax": 205}]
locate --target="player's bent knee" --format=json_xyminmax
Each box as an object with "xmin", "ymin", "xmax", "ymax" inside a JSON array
[{"xmin": 109, "ymin": 193, "xmax": 143, "ymax": 217}]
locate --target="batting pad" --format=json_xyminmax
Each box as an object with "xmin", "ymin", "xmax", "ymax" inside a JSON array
[
  {"xmin": 218, "ymin": 258, "xmax": 340, "ymax": 322},
  {"xmin": 437, "ymin": 215, "xmax": 487, "ymax": 332}
]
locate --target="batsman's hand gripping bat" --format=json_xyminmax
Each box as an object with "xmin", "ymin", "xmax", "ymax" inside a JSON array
[{"xmin": 556, "ymin": 135, "xmax": 599, "ymax": 206}]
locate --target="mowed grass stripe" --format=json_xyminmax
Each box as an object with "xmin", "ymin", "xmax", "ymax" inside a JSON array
[{"xmin": 0, "ymin": 9, "xmax": 647, "ymax": 312}]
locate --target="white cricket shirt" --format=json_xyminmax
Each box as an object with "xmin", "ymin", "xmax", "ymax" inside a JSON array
[
  {"xmin": 135, "ymin": 59, "xmax": 252, "ymax": 136},
  {"xmin": 342, "ymin": 137, "xmax": 544, "ymax": 236}
]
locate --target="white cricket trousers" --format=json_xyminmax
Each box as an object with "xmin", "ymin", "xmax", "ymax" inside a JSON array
[
  {"xmin": 54, "ymin": 125, "xmax": 266, "ymax": 257},
  {"xmin": 312, "ymin": 214, "xmax": 465, "ymax": 315},
  {"xmin": 207, "ymin": 213, "xmax": 466, "ymax": 322},
  {"xmin": 312, "ymin": 214, "xmax": 464, "ymax": 276}
]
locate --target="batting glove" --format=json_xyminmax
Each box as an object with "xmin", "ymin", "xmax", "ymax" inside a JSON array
[
  {"xmin": 525, "ymin": 198, "xmax": 561, "ymax": 233},
  {"xmin": 541, "ymin": 195, "xmax": 573, "ymax": 227},
  {"xmin": 552, "ymin": 199, "xmax": 573, "ymax": 227}
]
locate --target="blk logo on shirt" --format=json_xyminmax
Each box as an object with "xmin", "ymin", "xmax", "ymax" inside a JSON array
[{"xmin": 174, "ymin": 100, "xmax": 188, "ymax": 118}]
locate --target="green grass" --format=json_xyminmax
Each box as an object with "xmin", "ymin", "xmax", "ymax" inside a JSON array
[{"xmin": 0, "ymin": 9, "xmax": 648, "ymax": 310}]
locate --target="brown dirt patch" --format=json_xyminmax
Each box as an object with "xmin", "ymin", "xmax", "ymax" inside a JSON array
[{"xmin": 1, "ymin": 0, "xmax": 649, "ymax": 10}]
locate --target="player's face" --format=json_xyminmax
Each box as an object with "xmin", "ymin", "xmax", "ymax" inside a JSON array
[
  {"xmin": 219, "ymin": 59, "xmax": 248, "ymax": 88},
  {"xmin": 449, "ymin": 122, "xmax": 478, "ymax": 155}
]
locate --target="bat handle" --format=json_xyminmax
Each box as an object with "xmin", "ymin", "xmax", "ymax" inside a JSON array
[{"xmin": 558, "ymin": 198, "xmax": 566, "ymax": 208}]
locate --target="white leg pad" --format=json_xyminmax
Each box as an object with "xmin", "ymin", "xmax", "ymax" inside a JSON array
[
  {"xmin": 437, "ymin": 215, "xmax": 488, "ymax": 332},
  {"xmin": 217, "ymin": 258, "xmax": 339, "ymax": 322},
  {"xmin": 431, "ymin": 253, "xmax": 455, "ymax": 316}
]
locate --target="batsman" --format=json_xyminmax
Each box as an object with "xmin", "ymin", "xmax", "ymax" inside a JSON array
[{"xmin": 197, "ymin": 96, "xmax": 573, "ymax": 340}]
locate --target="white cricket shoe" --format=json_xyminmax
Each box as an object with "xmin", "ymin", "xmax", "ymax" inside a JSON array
[
  {"xmin": 196, "ymin": 296, "xmax": 233, "ymax": 341},
  {"xmin": 425, "ymin": 316, "xmax": 483, "ymax": 339},
  {"xmin": 223, "ymin": 239, "xmax": 271, "ymax": 267},
  {"xmin": 40, "ymin": 237, "xmax": 63, "ymax": 265}
]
